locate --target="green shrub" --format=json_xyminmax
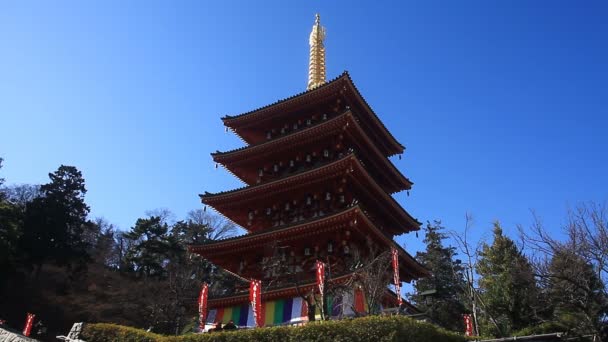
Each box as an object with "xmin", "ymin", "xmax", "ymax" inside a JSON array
[
  {"xmin": 81, "ymin": 323, "xmax": 164, "ymax": 342},
  {"xmin": 82, "ymin": 316, "xmax": 466, "ymax": 342}
]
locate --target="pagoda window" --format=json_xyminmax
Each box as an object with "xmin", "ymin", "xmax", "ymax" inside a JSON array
[
  {"xmin": 258, "ymin": 168, "xmax": 264, "ymax": 177},
  {"xmin": 266, "ymin": 208, "xmax": 272, "ymax": 216},
  {"xmin": 305, "ymin": 154, "xmax": 312, "ymax": 163},
  {"xmin": 273, "ymin": 164, "xmax": 279, "ymax": 173},
  {"xmin": 322, "ymin": 113, "xmax": 328, "ymax": 120},
  {"xmin": 325, "ymin": 192, "xmax": 332, "ymax": 201},
  {"xmin": 266, "ymin": 131, "xmax": 272, "ymax": 140},
  {"xmin": 306, "ymin": 118, "xmax": 312, "ymax": 126},
  {"xmin": 304, "ymin": 247, "xmax": 311, "ymax": 256},
  {"xmin": 284, "ymin": 202, "xmax": 290, "ymax": 211},
  {"xmin": 343, "ymin": 245, "xmax": 350, "ymax": 255},
  {"xmin": 280, "ymin": 127, "xmax": 286, "ymax": 134},
  {"xmin": 289, "ymin": 159, "xmax": 295, "ymax": 168},
  {"xmin": 248, "ymin": 211, "xmax": 254, "ymax": 220},
  {"xmin": 327, "ymin": 242, "xmax": 334, "ymax": 253},
  {"xmin": 305, "ymin": 195, "xmax": 312, "ymax": 206},
  {"xmin": 339, "ymin": 194, "xmax": 345, "ymax": 204},
  {"xmin": 323, "ymin": 149, "xmax": 329, "ymax": 158},
  {"xmin": 293, "ymin": 123, "xmax": 298, "ymax": 130}
]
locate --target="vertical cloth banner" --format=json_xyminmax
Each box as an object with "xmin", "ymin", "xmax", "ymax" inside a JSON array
[
  {"xmin": 249, "ymin": 279, "xmax": 262, "ymax": 327},
  {"xmin": 391, "ymin": 247, "xmax": 403, "ymax": 306},
  {"xmin": 315, "ymin": 260, "xmax": 326, "ymax": 319},
  {"xmin": 464, "ymin": 314, "xmax": 474, "ymax": 336},
  {"xmin": 22, "ymin": 313, "xmax": 35, "ymax": 337},
  {"xmin": 315, "ymin": 260, "xmax": 325, "ymax": 297},
  {"xmin": 198, "ymin": 283, "xmax": 208, "ymax": 331}
]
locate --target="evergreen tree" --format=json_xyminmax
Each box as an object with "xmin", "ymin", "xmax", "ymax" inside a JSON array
[
  {"xmin": 0, "ymin": 158, "xmax": 23, "ymax": 273},
  {"xmin": 0, "ymin": 157, "xmax": 5, "ymax": 197},
  {"xmin": 477, "ymin": 222, "xmax": 539, "ymax": 336},
  {"xmin": 547, "ymin": 248, "xmax": 607, "ymax": 335},
  {"xmin": 20, "ymin": 165, "xmax": 91, "ymax": 274},
  {"xmin": 411, "ymin": 220, "xmax": 468, "ymax": 331},
  {"xmin": 124, "ymin": 216, "xmax": 176, "ymax": 278}
]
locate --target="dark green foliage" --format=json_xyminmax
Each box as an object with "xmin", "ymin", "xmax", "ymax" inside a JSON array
[
  {"xmin": 0, "ymin": 157, "xmax": 5, "ymax": 194},
  {"xmin": 123, "ymin": 216, "xmax": 176, "ymax": 278},
  {"xmin": 20, "ymin": 165, "xmax": 91, "ymax": 273},
  {"xmin": 0, "ymin": 189, "xmax": 22, "ymax": 273},
  {"xmin": 476, "ymin": 223, "xmax": 539, "ymax": 337},
  {"xmin": 512, "ymin": 321, "xmax": 569, "ymax": 337},
  {"xmin": 410, "ymin": 221, "xmax": 468, "ymax": 331},
  {"xmin": 545, "ymin": 249, "xmax": 607, "ymax": 335},
  {"xmin": 82, "ymin": 316, "xmax": 467, "ymax": 342},
  {"xmin": 0, "ymin": 159, "xmax": 20, "ymax": 272}
]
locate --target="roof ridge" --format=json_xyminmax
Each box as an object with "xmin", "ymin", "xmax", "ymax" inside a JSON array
[
  {"xmin": 188, "ymin": 205, "xmax": 359, "ymax": 247},
  {"xmin": 200, "ymin": 152, "xmax": 356, "ymax": 199},
  {"xmin": 212, "ymin": 109, "xmax": 352, "ymax": 158},
  {"xmin": 222, "ymin": 71, "xmax": 349, "ymax": 121}
]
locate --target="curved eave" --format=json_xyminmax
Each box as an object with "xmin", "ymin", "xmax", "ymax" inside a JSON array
[
  {"xmin": 221, "ymin": 72, "xmax": 404, "ymax": 156},
  {"xmin": 200, "ymin": 154, "xmax": 420, "ymax": 233},
  {"xmin": 188, "ymin": 206, "xmax": 427, "ymax": 281},
  {"xmin": 212, "ymin": 110, "xmax": 349, "ymax": 160},
  {"xmin": 354, "ymin": 210, "xmax": 429, "ymax": 279},
  {"xmin": 200, "ymin": 154, "xmax": 354, "ymax": 204},
  {"xmin": 222, "ymin": 72, "xmax": 348, "ymax": 124},
  {"xmin": 212, "ymin": 111, "xmax": 412, "ymax": 193},
  {"xmin": 342, "ymin": 72, "xmax": 404, "ymax": 156},
  {"xmin": 207, "ymin": 273, "xmax": 355, "ymax": 308},
  {"xmin": 348, "ymin": 157, "xmax": 421, "ymax": 232},
  {"xmin": 188, "ymin": 206, "xmax": 360, "ymax": 253}
]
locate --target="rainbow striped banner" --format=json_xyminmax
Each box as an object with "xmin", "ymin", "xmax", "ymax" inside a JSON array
[
  {"xmin": 206, "ymin": 289, "xmax": 375, "ymax": 328},
  {"xmin": 207, "ymin": 296, "xmax": 308, "ymax": 327}
]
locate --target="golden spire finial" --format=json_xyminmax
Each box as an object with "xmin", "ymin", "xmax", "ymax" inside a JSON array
[{"xmin": 307, "ymin": 13, "xmax": 326, "ymax": 90}]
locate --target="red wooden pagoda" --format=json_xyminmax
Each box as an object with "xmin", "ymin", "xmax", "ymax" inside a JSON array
[{"xmin": 188, "ymin": 14, "xmax": 428, "ymax": 328}]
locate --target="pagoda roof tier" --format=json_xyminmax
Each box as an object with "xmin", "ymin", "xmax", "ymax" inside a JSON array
[
  {"xmin": 188, "ymin": 205, "xmax": 429, "ymax": 283},
  {"xmin": 212, "ymin": 111, "xmax": 412, "ymax": 194},
  {"xmin": 206, "ymin": 273, "xmax": 355, "ymax": 309},
  {"xmin": 200, "ymin": 154, "xmax": 421, "ymax": 235},
  {"xmin": 222, "ymin": 72, "xmax": 404, "ymax": 157},
  {"xmin": 205, "ymin": 275, "xmax": 417, "ymax": 311}
]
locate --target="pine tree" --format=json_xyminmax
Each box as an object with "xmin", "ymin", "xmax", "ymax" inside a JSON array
[
  {"xmin": 20, "ymin": 165, "xmax": 91, "ymax": 274},
  {"xmin": 477, "ymin": 222, "xmax": 539, "ymax": 336},
  {"xmin": 124, "ymin": 216, "xmax": 175, "ymax": 278},
  {"xmin": 0, "ymin": 158, "xmax": 23, "ymax": 273},
  {"xmin": 411, "ymin": 220, "xmax": 468, "ymax": 331}
]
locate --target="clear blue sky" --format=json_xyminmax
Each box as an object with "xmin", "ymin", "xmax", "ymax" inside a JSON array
[{"xmin": 1, "ymin": 1, "xmax": 607, "ymax": 261}]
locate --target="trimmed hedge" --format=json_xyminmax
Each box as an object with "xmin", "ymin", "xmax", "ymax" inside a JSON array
[{"xmin": 82, "ymin": 316, "xmax": 466, "ymax": 342}]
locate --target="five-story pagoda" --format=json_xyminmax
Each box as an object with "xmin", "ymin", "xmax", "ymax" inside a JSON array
[{"xmin": 189, "ymin": 14, "xmax": 428, "ymax": 328}]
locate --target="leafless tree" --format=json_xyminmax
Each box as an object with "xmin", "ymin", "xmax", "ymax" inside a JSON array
[
  {"xmin": 519, "ymin": 202, "xmax": 608, "ymax": 334},
  {"xmin": 342, "ymin": 239, "xmax": 393, "ymax": 316},
  {"xmin": 187, "ymin": 209, "xmax": 239, "ymax": 241},
  {"xmin": 145, "ymin": 208, "xmax": 177, "ymax": 225},
  {"xmin": 261, "ymin": 236, "xmax": 398, "ymax": 321},
  {"xmin": 258, "ymin": 240, "xmax": 323, "ymax": 321},
  {"xmin": 450, "ymin": 213, "xmax": 503, "ymax": 336},
  {"xmin": 2, "ymin": 183, "xmax": 41, "ymax": 206}
]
